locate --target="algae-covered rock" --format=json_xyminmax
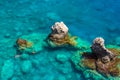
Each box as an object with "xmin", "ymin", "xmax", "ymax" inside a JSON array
[
  {"xmin": 16, "ymin": 33, "xmax": 48, "ymax": 54},
  {"xmin": 71, "ymin": 51, "xmax": 106, "ymax": 80},
  {"xmin": 21, "ymin": 60, "xmax": 32, "ymax": 73},
  {"xmin": 47, "ymin": 34, "xmax": 77, "ymax": 47},
  {"xmin": 1, "ymin": 60, "xmax": 14, "ymax": 80}
]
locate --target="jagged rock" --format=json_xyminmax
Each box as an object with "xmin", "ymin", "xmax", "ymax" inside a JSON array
[
  {"xmin": 47, "ymin": 22, "xmax": 78, "ymax": 47},
  {"xmin": 49, "ymin": 22, "xmax": 68, "ymax": 40},
  {"xmin": 91, "ymin": 37, "xmax": 116, "ymax": 63}
]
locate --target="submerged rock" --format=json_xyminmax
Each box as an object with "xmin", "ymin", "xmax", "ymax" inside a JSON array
[
  {"xmin": 4, "ymin": 33, "xmax": 11, "ymax": 38},
  {"xmin": 16, "ymin": 33, "xmax": 47, "ymax": 54},
  {"xmin": 21, "ymin": 60, "xmax": 32, "ymax": 73},
  {"xmin": 1, "ymin": 60, "xmax": 14, "ymax": 80},
  {"xmin": 20, "ymin": 53, "xmax": 29, "ymax": 60},
  {"xmin": 56, "ymin": 54, "xmax": 68, "ymax": 63}
]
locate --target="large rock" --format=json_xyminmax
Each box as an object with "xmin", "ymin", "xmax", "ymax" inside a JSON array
[
  {"xmin": 91, "ymin": 37, "xmax": 115, "ymax": 63},
  {"xmin": 49, "ymin": 22, "xmax": 68, "ymax": 40}
]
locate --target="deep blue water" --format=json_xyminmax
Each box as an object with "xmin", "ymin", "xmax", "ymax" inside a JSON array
[{"xmin": 0, "ymin": 0, "xmax": 120, "ymax": 80}]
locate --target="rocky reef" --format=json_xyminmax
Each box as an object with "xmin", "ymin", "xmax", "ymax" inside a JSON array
[
  {"xmin": 15, "ymin": 22, "xmax": 90, "ymax": 56},
  {"xmin": 71, "ymin": 37, "xmax": 120, "ymax": 80},
  {"xmin": 13, "ymin": 22, "xmax": 120, "ymax": 80},
  {"xmin": 0, "ymin": 0, "xmax": 119, "ymax": 80}
]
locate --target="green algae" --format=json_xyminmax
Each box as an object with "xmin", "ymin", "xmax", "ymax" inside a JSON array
[{"xmin": 47, "ymin": 33, "xmax": 77, "ymax": 47}]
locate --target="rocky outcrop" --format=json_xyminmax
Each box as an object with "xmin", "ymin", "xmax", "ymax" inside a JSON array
[
  {"xmin": 71, "ymin": 37, "xmax": 120, "ymax": 77},
  {"xmin": 49, "ymin": 22, "xmax": 68, "ymax": 40},
  {"xmin": 91, "ymin": 37, "xmax": 116, "ymax": 63},
  {"xmin": 47, "ymin": 22, "xmax": 77, "ymax": 47}
]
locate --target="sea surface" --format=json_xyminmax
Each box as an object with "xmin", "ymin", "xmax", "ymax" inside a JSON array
[{"xmin": 0, "ymin": 0, "xmax": 120, "ymax": 80}]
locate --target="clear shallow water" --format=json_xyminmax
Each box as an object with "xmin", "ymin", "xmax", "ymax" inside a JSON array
[{"xmin": 0, "ymin": 0, "xmax": 120, "ymax": 80}]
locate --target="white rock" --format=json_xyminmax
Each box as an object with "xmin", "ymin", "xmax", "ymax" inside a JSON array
[
  {"xmin": 52, "ymin": 22, "xmax": 68, "ymax": 35},
  {"xmin": 49, "ymin": 22, "xmax": 68, "ymax": 39}
]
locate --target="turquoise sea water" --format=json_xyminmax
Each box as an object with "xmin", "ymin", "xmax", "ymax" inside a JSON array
[{"xmin": 0, "ymin": 0, "xmax": 120, "ymax": 80}]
